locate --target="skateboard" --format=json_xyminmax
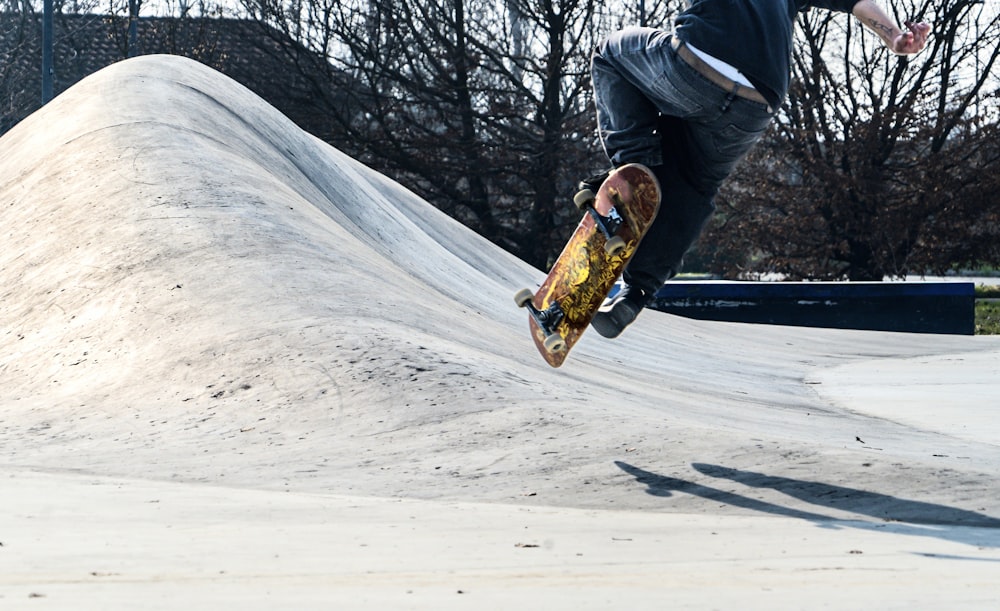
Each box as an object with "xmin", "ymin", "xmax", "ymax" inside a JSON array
[{"xmin": 514, "ymin": 163, "xmax": 660, "ymax": 367}]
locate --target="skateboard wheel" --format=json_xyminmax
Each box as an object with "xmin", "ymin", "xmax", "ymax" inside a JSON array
[
  {"xmin": 604, "ymin": 236, "xmax": 626, "ymax": 256},
  {"xmin": 573, "ymin": 188, "xmax": 595, "ymax": 211},
  {"xmin": 514, "ymin": 288, "xmax": 534, "ymax": 308},
  {"xmin": 543, "ymin": 333, "xmax": 566, "ymax": 353}
]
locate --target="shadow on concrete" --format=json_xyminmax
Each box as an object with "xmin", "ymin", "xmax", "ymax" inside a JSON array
[{"xmin": 616, "ymin": 461, "xmax": 1000, "ymax": 549}]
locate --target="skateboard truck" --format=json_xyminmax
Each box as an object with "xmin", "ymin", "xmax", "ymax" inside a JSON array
[
  {"xmin": 513, "ymin": 289, "xmax": 567, "ymax": 353},
  {"xmin": 574, "ymin": 188, "xmax": 627, "ymax": 256}
]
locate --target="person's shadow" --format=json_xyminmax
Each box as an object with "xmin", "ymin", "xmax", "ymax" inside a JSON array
[{"xmin": 615, "ymin": 461, "xmax": 1000, "ymax": 549}]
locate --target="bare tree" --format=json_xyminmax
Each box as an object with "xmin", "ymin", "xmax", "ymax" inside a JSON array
[
  {"xmin": 239, "ymin": 0, "xmax": 668, "ymax": 269},
  {"xmin": 701, "ymin": 0, "xmax": 1000, "ymax": 280}
]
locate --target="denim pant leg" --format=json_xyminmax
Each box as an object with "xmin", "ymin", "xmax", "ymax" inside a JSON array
[
  {"xmin": 592, "ymin": 27, "xmax": 674, "ymax": 167},
  {"xmin": 624, "ymin": 129, "xmax": 717, "ymax": 293},
  {"xmin": 593, "ymin": 28, "xmax": 773, "ymax": 293}
]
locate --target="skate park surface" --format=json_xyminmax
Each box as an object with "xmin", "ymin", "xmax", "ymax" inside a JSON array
[{"xmin": 1, "ymin": 56, "xmax": 998, "ymax": 609}]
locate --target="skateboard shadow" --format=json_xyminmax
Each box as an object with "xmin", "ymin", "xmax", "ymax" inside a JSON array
[{"xmin": 615, "ymin": 461, "xmax": 1000, "ymax": 548}]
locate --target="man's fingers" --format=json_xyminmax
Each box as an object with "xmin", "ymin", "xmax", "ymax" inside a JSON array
[
  {"xmin": 909, "ymin": 21, "xmax": 930, "ymax": 39},
  {"xmin": 898, "ymin": 20, "xmax": 930, "ymax": 54}
]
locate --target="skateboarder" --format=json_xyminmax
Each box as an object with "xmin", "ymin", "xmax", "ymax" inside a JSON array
[{"xmin": 588, "ymin": 0, "xmax": 931, "ymax": 339}]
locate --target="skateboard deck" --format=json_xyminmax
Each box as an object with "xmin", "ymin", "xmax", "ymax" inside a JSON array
[{"xmin": 515, "ymin": 163, "xmax": 660, "ymax": 367}]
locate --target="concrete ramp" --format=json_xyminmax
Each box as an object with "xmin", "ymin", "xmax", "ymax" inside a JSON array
[{"xmin": 2, "ymin": 55, "xmax": 999, "ymax": 608}]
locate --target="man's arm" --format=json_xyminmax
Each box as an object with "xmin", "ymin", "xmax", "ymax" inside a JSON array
[{"xmin": 851, "ymin": 0, "xmax": 931, "ymax": 55}]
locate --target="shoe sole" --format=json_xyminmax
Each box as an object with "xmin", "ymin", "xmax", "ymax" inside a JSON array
[{"xmin": 591, "ymin": 302, "xmax": 641, "ymax": 339}]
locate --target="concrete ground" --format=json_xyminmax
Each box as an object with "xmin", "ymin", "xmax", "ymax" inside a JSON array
[{"xmin": 1, "ymin": 56, "xmax": 998, "ymax": 609}]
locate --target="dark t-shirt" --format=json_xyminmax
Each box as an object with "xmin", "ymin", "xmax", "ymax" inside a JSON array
[{"xmin": 674, "ymin": 0, "xmax": 861, "ymax": 108}]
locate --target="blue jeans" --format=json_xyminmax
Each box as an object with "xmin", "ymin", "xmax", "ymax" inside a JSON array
[{"xmin": 592, "ymin": 27, "xmax": 774, "ymax": 293}]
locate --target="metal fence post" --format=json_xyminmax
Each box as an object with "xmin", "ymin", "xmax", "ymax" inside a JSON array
[{"xmin": 42, "ymin": 0, "xmax": 54, "ymax": 104}]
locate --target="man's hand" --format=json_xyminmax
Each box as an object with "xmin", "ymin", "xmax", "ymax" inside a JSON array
[{"xmin": 890, "ymin": 20, "xmax": 931, "ymax": 55}]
